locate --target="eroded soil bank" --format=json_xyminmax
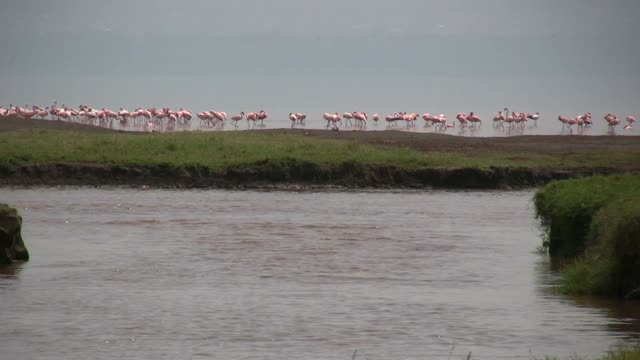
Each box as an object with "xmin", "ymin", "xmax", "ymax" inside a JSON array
[{"xmin": 0, "ymin": 162, "xmax": 625, "ymax": 189}]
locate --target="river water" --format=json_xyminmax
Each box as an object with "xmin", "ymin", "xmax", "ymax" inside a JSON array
[{"xmin": 1, "ymin": 188, "xmax": 638, "ymax": 359}]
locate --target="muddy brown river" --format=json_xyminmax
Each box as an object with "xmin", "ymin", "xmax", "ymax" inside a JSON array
[{"xmin": 1, "ymin": 188, "xmax": 638, "ymax": 359}]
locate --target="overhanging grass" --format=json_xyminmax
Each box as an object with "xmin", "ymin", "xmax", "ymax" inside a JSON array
[
  {"xmin": 534, "ymin": 174, "xmax": 640, "ymax": 257},
  {"xmin": 561, "ymin": 195, "xmax": 640, "ymax": 297},
  {"xmin": 0, "ymin": 129, "xmax": 638, "ymax": 170}
]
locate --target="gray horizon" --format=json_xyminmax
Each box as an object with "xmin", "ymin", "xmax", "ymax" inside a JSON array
[{"xmin": 1, "ymin": 0, "xmax": 639, "ymax": 120}]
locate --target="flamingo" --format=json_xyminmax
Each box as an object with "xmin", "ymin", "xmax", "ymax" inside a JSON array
[
  {"xmin": 604, "ymin": 113, "xmax": 618, "ymax": 133},
  {"xmin": 557, "ymin": 115, "xmax": 570, "ymax": 131},
  {"xmin": 605, "ymin": 114, "xmax": 620, "ymax": 133},
  {"xmin": 289, "ymin": 112, "xmax": 298, "ymax": 127},
  {"xmin": 626, "ymin": 116, "xmax": 636, "ymax": 126},
  {"xmin": 576, "ymin": 114, "xmax": 585, "ymax": 130},
  {"xmin": 323, "ymin": 112, "xmax": 341, "ymax": 128},
  {"xmin": 467, "ymin": 112, "xmax": 482, "ymax": 127},
  {"xmin": 372, "ymin": 114, "xmax": 379, "ymax": 124},
  {"xmin": 230, "ymin": 112, "xmax": 244, "ymax": 128},
  {"xmin": 403, "ymin": 113, "xmax": 418, "ymax": 127},
  {"xmin": 422, "ymin": 113, "xmax": 435, "ymax": 126},
  {"xmin": 342, "ymin": 112, "xmax": 354, "ymax": 126},
  {"xmin": 295, "ymin": 113, "xmax": 307, "ymax": 125},
  {"xmin": 385, "ymin": 115, "xmax": 395, "ymax": 126},
  {"xmin": 565, "ymin": 116, "xmax": 577, "ymax": 134},
  {"xmin": 178, "ymin": 108, "xmax": 192, "ymax": 125},
  {"xmin": 257, "ymin": 110, "xmax": 267, "ymax": 126},
  {"xmin": 456, "ymin": 113, "xmax": 468, "ymax": 127},
  {"xmin": 353, "ymin": 112, "xmax": 367, "ymax": 127},
  {"xmin": 493, "ymin": 111, "xmax": 505, "ymax": 127},
  {"xmin": 432, "ymin": 114, "xmax": 447, "ymax": 131},
  {"xmin": 527, "ymin": 112, "xmax": 540, "ymax": 125},
  {"xmin": 246, "ymin": 112, "xmax": 258, "ymax": 128},
  {"xmin": 118, "ymin": 108, "xmax": 130, "ymax": 123}
]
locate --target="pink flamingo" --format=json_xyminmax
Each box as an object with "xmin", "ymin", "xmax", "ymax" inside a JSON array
[
  {"xmin": 257, "ymin": 110, "xmax": 268, "ymax": 126},
  {"xmin": 565, "ymin": 116, "xmax": 578, "ymax": 134},
  {"xmin": 433, "ymin": 114, "xmax": 447, "ymax": 131},
  {"xmin": 295, "ymin": 113, "xmax": 307, "ymax": 125},
  {"xmin": 626, "ymin": 116, "xmax": 636, "ymax": 127},
  {"xmin": 58, "ymin": 108, "xmax": 71, "ymax": 121},
  {"xmin": 493, "ymin": 111, "xmax": 505, "ymax": 127},
  {"xmin": 197, "ymin": 111, "xmax": 211, "ymax": 125},
  {"xmin": 7, "ymin": 107, "xmax": 19, "ymax": 119},
  {"xmin": 118, "ymin": 108, "xmax": 130, "ymax": 123},
  {"xmin": 466, "ymin": 112, "xmax": 482, "ymax": 127},
  {"xmin": 342, "ymin": 112, "xmax": 354, "ymax": 126},
  {"xmin": 230, "ymin": 112, "xmax": 244, "ymax": 128},
  {"xmin": 604, "ymin": 114, "xmax": 620, "ymax": 133},
  {"xmin": 372, "ymin": 114, "xmax": 379, "ymax": 123},
  {"xmin": 574, "ymin": 114, "xmax": 583, "ymax": 130},
  {"xmin": 604, "ymin": 113, "xmax": 617, "ymax": 132},
  {"xmin": 212, "ymin": 111, "xmax": 226, "ymax": 124},
  {"xmin": 385, "ymin": 115, "xmax": 395, "ymax": 126},
  {"xmin": 246, "ymin": 112, "xmax": 258, "ymax": 128},
  {"xmin": 443, "ymin": 121, "xmax": 456, "ymax": 132},
  {"xmin": 38, "ymin": 107, "xmax": 50, "ymax": 119},
  {"xmin": 404, "ymin": 113, "xmax": 418, "ymax": 127},
  {"xmin": 422, "ymin": 113, "xmax": 435, "ymax": 126},
  {"xmin": 289, "ymin": 112, "xmax": 306, "ymax": 126},
  {"xmin": 353, "ymin": 112, "xmax": 368, "ymax": 127},
  {"xmin": 558, "ymin": 115, "xmax": 570, "ymax": 131},
  {"xmin": 527, "ymin": 112, "xmax": 540, "ymax": 125},
  {"xmin": 456, "ymin": 113, "xmax": 468, "ymax": 127},
  {"xmin": 514, "ymin": 112, "xmax": 527, "ymax": 128},
  {"xmin": 178, "ymin": 108, "xmax": 192, "ymax": 125},
  {"xmin": 323, "ymin": 112, "xmax": 341, "ymax": 128}
]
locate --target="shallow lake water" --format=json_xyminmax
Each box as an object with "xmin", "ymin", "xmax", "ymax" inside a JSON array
[{"xmin": 1, "ymin": 188, "xmax": 638, "ymax": 359}]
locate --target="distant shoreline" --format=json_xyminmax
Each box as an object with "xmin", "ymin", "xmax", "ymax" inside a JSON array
[{"xmin": 0, "ymin": 118, "xmax": 638, "ymax": 189}]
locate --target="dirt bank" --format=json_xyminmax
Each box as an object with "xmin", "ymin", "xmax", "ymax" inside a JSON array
[{"xmin": 0, "ymin": 162, "xmax": 625, "ymax": 189}]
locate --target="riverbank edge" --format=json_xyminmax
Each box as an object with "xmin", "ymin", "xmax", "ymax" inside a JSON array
[
  {"xmin": 0, "ymin": 162, "xmax": 630, "ymax": 189},
  {"xmin": 0, "ymin": 203, "xmax": 29, "ymax": 265},
  {"xmin": 534, "ymin": 174, "xmax": 640, "ymax": 298}
]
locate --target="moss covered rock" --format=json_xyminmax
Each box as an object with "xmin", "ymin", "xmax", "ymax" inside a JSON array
[{"xmin": 0, "ymin": 204, "xmax": 29, "ymax": 265}]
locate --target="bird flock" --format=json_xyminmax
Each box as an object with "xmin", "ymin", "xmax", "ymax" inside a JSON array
[{"xmin": 0, "ymin": 102, "xmax": 636, "ymax": 135}]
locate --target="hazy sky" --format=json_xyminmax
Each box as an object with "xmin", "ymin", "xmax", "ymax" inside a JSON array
[{"xmin": 1, "ymin": 0, "xmax": 638, "ymax": 120}]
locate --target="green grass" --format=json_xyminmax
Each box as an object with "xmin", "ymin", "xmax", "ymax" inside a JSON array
[
  {"xmin": 534, "ymin": 174, "xmax": 640, "ymax": 258},
  {"xmin": 0, "ymin": 129, "xmax": 638, "ymax": 171},
  {"xmin": 561, "ymin": 195, "xmax": 640, "ymax": 297},
  {"xmin": 538, "ymin": 344, "xmax": 640, "ymax": 360}
]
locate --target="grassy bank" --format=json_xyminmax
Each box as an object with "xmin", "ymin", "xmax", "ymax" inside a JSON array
[
  {"xmin": 2, "ymin": 129, "xmax": 640, "ymax": 170},
  {"xmin": 539, "ymin": 343, "xmax": 640, "ymax": 360},
  {"xmin": 534, "ymin": 174, "xmax": 640, "ymax": 298},
  {"xmin": 0, "ymin": 129, "xmax": 636, "ymax": 188}
]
